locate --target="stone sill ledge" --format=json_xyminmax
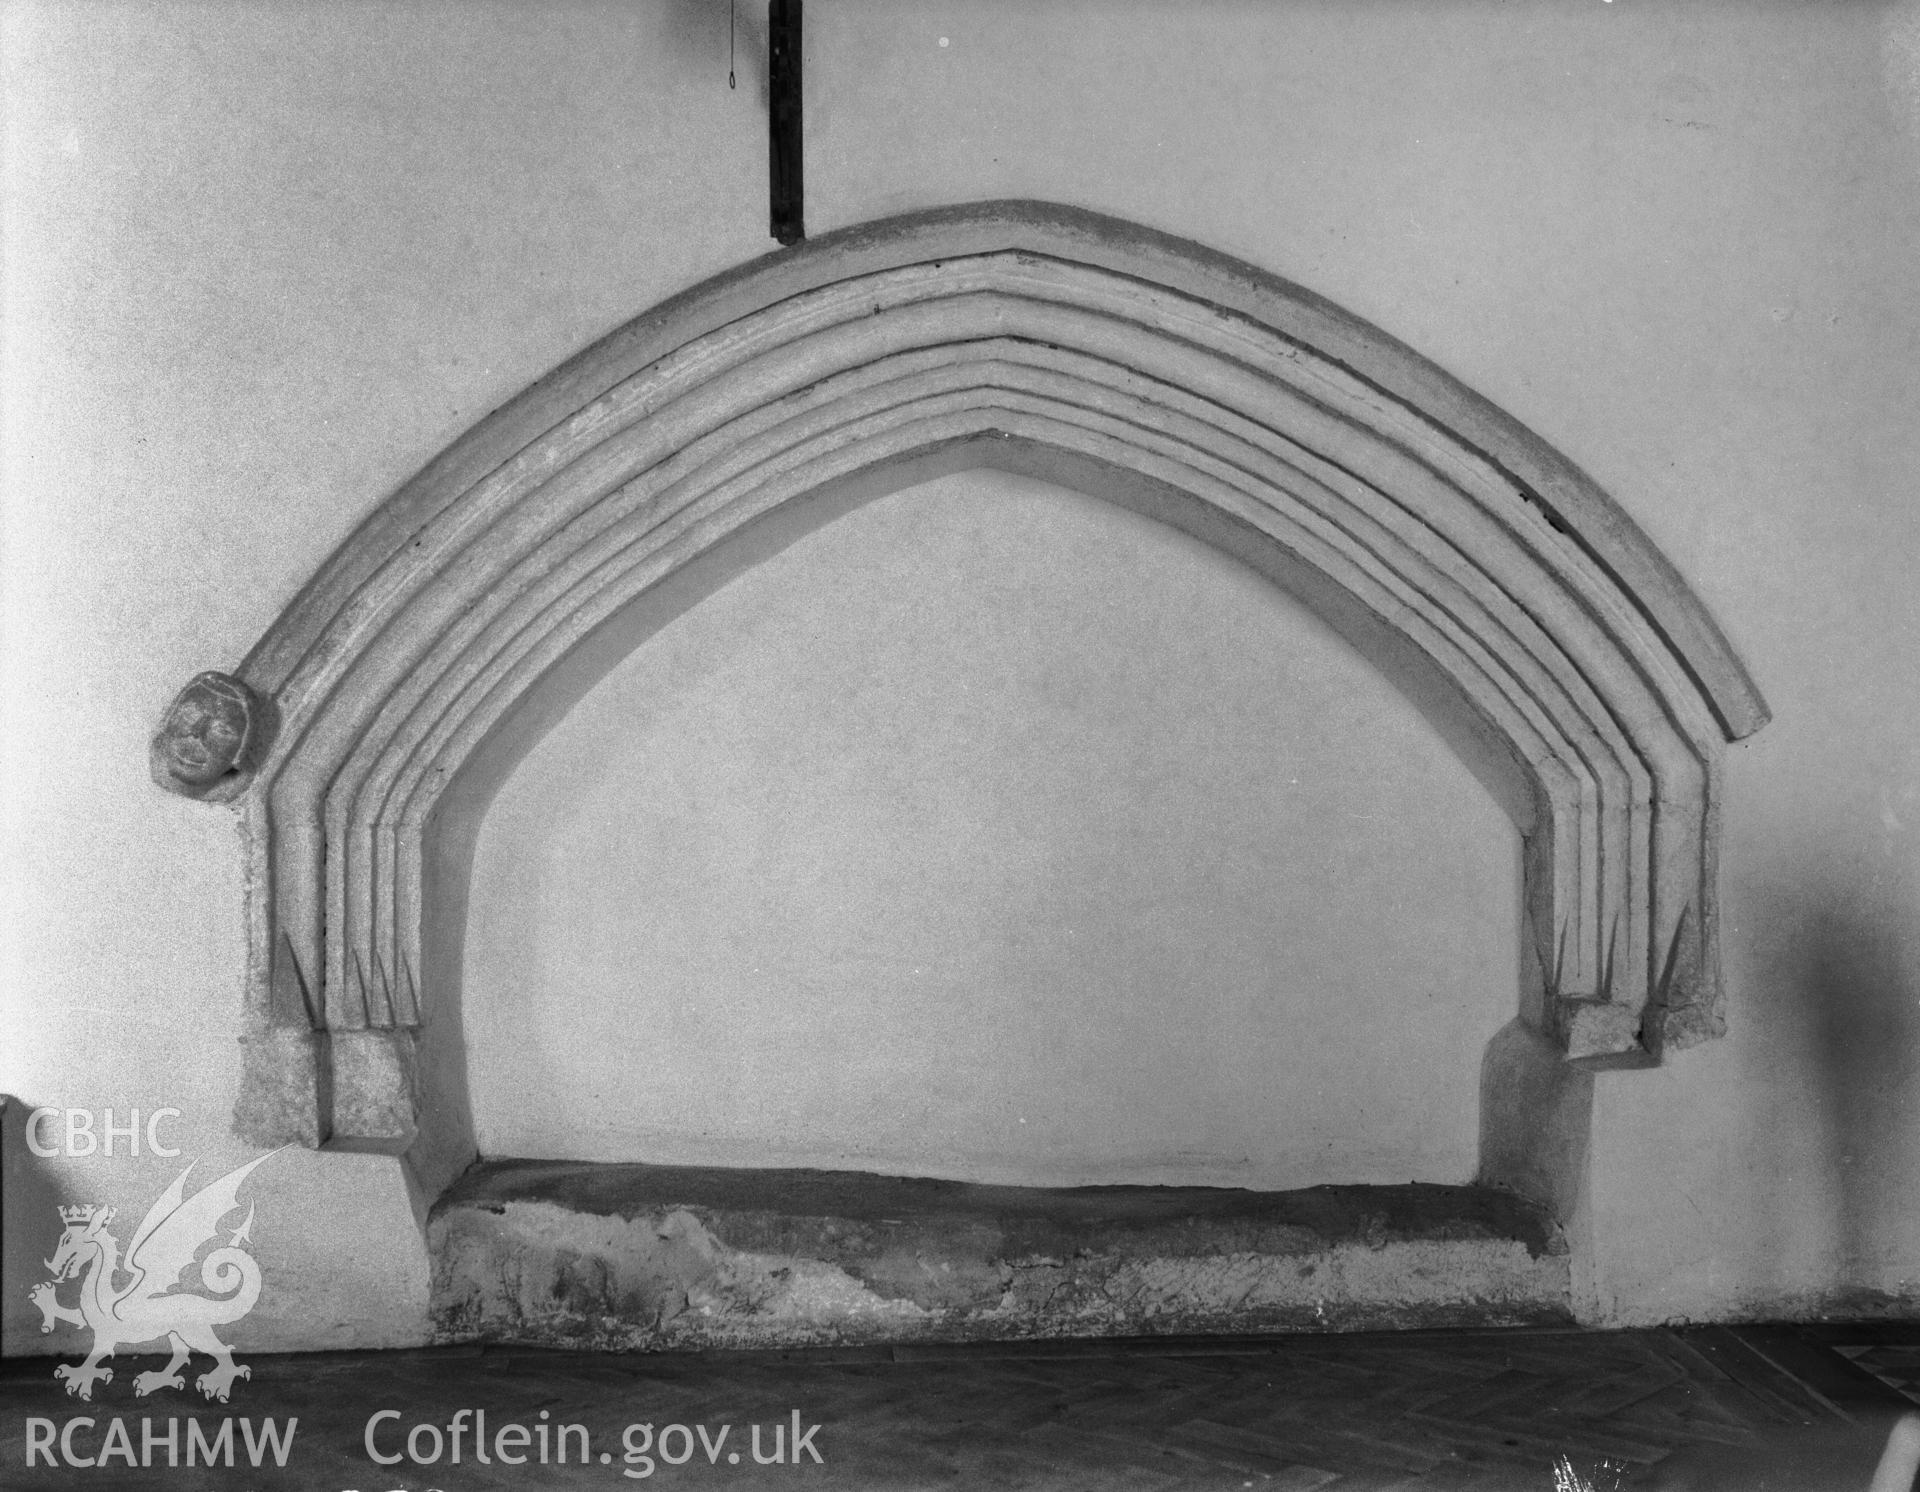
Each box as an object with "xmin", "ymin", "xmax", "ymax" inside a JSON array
[{"xmin": 429, "ymin": 1161, "xmax": 1572, "ymax": 1351}]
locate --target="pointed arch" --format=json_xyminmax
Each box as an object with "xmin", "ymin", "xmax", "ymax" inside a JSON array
[{"xmin": 152, "ymin": 202, "xmax": 1767, "ymax": 1150}]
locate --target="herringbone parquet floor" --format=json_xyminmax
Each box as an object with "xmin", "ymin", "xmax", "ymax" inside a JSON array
[
  {"xmin": 2, "ymin": 1325, "xmax": 1913, "ymax": 1490},
  {"xmin": 1821, "ymin": 1328, "xmax": 1920, "ymax": 1410}
]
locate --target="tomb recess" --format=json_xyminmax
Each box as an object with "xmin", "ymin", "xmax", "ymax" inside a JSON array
[{"xmin": 151, "ymin": 201, "xmax": 1769, "ymax": 1175}]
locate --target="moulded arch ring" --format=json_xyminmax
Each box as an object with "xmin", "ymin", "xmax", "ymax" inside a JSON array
[{"xmin": 147, "ymin": 201, "xmax": 1768, "ymax": 1156}]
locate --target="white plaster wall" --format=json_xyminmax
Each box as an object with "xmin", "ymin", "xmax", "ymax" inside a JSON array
[
  {"xmin": 4, "ymin": 0, "xmax": 1918, "ymax": 1350},
  {"xmin": 465, "ymin": 470, "xmax": 1517, "ymax": 1189}
]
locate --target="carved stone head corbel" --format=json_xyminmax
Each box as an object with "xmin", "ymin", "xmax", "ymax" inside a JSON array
[{"xmin": 150, "ymin": 671, "xmax": 266, "ymax": 799}]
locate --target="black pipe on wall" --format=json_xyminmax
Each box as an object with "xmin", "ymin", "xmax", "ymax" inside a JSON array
[{"xmin": 769, "ymin": 0, "xmax": 803, "ymax": 245}]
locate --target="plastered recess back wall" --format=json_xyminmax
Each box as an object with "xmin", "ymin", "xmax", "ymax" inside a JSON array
[
  {"xmin": 4, "ymin": 0, "xmax": 1919, "ymax": 1353},
  {"xmin": 462, "ymin": 469, "xmax": 1517, "ymax": 1188}
]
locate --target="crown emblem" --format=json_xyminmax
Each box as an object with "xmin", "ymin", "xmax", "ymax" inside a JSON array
[{"xmin": 58, "ymin": 1204, "xmax": 100, "ymax": 1225}]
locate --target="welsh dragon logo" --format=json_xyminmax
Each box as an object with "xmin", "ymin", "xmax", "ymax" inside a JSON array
[{"xmin": 29, "ymin": 1152, "xmax": 274, "ymax": 1403}]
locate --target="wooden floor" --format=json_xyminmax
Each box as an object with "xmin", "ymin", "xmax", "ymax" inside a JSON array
[{"xmin": 3, "ymin": 1324, "xmax": 1915, "ymax": 1490}]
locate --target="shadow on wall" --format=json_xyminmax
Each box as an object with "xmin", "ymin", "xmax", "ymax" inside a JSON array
[
  {"xmin": 1800, "ymin": 888, "xmax": 1920, "ymax": 1302},
  {"xmin": 1744, "ymin": 875, "xmax": 1920, "ymax": 1307},
  {"xmin": 1, "ymin": 1096, "xmax": 82, "ymax": 1355}
]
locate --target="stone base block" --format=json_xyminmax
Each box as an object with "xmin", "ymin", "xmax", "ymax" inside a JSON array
[
  {"xmin": 328, "ymin": 1029, "xmax": 417, "ymax": 1145},
  {"xmin": 1562, "ymin": 999, "xmax": 1658, "ymax": 1069},
  {"xmin": 429, "ymin": 1162, "xmax": 1570, "ymax": 1351},
  {"xmin": 234, "ymin": 1027, "xmax": 328, "ymax": 1147}
]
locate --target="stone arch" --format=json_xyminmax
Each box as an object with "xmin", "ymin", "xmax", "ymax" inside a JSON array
[{"xmin": 152, "ymin": 201, "xmax": 1767, "ymax": 1165}]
